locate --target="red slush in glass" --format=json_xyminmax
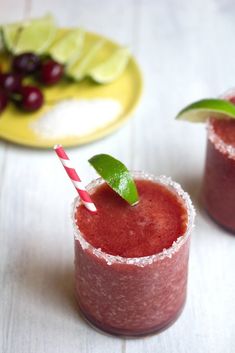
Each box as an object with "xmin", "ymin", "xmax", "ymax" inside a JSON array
[
  {"xmin": 73, "ymin": 172, "xmax": 195, "ymax": 336},
  {"xmin": 203, "ymin": 92, "xmax": 235, "ymax": 232}
]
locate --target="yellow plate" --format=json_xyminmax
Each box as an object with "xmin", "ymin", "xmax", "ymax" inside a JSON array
[{"xmin": 0, "ymin": 29, "xmax": 143, "ymax": 148}]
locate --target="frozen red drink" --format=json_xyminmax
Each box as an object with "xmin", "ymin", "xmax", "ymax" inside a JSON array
[
  {"xmin": 73, "ymin": 172, "xmax": 195, "ymax": 336},
  {"xmin": 203, "ymin": 93, "xmax": 235, "ymax": 232}
]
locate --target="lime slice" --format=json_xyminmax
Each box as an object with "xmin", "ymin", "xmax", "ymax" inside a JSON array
[
  {"xmin": 0, "ymin": 30, "xmax": 4, "ymax": 51},
  {"xmin": 1, "ymin": 22, "xmax": 23, "ymax": 51},
  {"xmin": 49, "ymin": 28, "xmax": 84, "ymax": 64},
  {"xmin": 13, "ymin": 14, "xmax": 57, "ymax": 54},
  {"xmin": 176, "ymin": 98, "xmax": 235, "ymax": 123},
  {"xmin": 89, "ymin": 154, "xmax": 139, "ymax": 206},
  {"xmin": 66, "ymin": 39, "xmax": 105, "ymax": 81},
  {"xmin": 89, "ymin": 47, "xmax": 130, "ymax": 83}
]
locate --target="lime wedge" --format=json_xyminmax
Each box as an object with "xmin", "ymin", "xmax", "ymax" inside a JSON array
[
  {"xmin": 176, "ymin": 98, "xmax": 235, "ymax": 123},
  {"xmin": 0, "ymin": 30, "xmax": 4, "ymax": 51},
  {"xmin": 13, "ymin": 14, "xmax": 57, "ymax": 54},
  {"xmin": 89, "ymin": 154, "xmax": 139, "ymax": 206},
  {"xmin": 66, "ymin": 39, "xmax": 105, "ymax": 81},
  {"xmin": 1, "ymin": 22, "xmax": 23, "ymax": 51},
  {"xmin": 49, "ymin": 29, "xmax": 84, "ymax": 64},
  {"xmin": 89, "ymin": 47, "xmax": 130, "ymax": 83}
]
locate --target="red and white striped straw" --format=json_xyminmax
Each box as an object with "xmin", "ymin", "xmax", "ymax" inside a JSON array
[{"xmin": 54, "ymin": 144, "xmax": 97, "ymax": 213}]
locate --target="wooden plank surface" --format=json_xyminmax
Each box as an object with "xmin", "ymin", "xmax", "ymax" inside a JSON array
[{"xmin": 0, "ymin": 1, "xmax": 234, "ymax": 352}]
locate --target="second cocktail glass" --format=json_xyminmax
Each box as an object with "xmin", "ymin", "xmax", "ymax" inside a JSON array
[{"xmin": 202, "ymin": 90, "xmax": 235, "ymax": 232}]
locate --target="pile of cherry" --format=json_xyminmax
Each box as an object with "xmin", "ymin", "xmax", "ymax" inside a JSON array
[{"xmin": 0, "ymin": 53, "xmax": 64, "ymax": 114}]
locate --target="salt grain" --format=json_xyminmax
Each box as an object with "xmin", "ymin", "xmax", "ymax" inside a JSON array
[{"xmin": 30, "ymin": 98, "xmax": 122, "ymax": 139}]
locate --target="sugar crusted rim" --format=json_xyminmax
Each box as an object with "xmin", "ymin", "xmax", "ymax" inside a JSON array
[
  {"xmin": 207, "ymin": 120, "xmax": 235, "ymax": 159},
  {"xmin": 72, "ymin": 171, "xmax": 196, "ymax": 267},
  {"xmin": 207, "ymin": 88, "xmax": 235, "ymax": 160}
]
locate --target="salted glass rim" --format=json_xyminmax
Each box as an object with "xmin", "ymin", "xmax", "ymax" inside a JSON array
[
  {"xmin": 72, "ymin": 171, "xmax": 195, "ymax": 266},
  {"xmin": 207, "ymin": 88, "xmax": 235, "ymax": 160}
]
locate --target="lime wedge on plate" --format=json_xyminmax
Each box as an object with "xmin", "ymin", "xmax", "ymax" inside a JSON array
[
  {"xmin": 49, "ymin": 29, "xmax": 84, "ymax": 64},
  {"xmin": 176, "ymin": 98, "xmax": 235, "ymax": 122},
  {"xmin": 89, "ymin": 47, "xmax": 130, "ymax": 83},
  {"xmin": 66, "ymin": 39, "xmax": 104, "ymax": 81},
  {"xmin": 1, "ymin": 22, "xmax": 23, "ymax": 51},
  {"xmin": 89, "ymin": 154, "xmax": 139, "ymax": 206},
  {"xmin": 13, "ymin": 14, "xmax": 57, "ymax": 54},
  {"xmin": 0, "ymin": 33, "xmax": 3, "ymax": 51}
]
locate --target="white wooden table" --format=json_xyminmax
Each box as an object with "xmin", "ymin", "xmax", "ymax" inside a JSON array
[{"xmin": 1, "ymin": 1, "xmax": 234, "ymax": 352}]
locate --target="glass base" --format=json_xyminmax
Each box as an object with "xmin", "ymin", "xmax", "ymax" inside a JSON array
[{"xmin": 77, "ymin": 298, "xmax": 186, "ymax": 337}]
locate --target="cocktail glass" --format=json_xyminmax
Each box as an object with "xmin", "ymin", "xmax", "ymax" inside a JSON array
[{"xmin": 72, "ymin": 172, "xmax": 195, "ymax": 336}]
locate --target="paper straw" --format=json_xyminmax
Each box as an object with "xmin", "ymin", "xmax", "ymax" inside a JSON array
[{"xmin": 54, "ymin": 144, "xmax": 97, "ymax": 213}]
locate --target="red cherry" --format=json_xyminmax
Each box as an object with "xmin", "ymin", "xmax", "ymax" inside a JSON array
[
  {"xmin": 0, "ymin": 73, "xmax": 22, "ymax": 94},
  {"xmin": 0, "ymin": 90, "xmax": 8, "ymax": 114},
  {"xmin": 19, "ymin": 85, "xmax": 44, "ymax": 111},
  {"xmin": 41, "ymin": 59, "xmax": 64, "ymax": 85},
  {"xmin": 12, "ymin": 52, "xmax": 41, "ymax": 75}
]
